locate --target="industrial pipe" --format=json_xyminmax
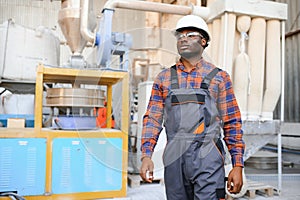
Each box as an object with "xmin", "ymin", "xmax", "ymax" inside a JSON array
[
  {"xmin": 81, "ymin": 0, "xmax": 210, "ymax": 45},
  {"xmin": 247, "ymin": 18, "xmax": 266, "ymax": 119},
  {"xmin": 103, "ymin": 0, "xmax": 210, "ymax": 19},
  {"xmin": 80, "ymin": 0, "xmax": 95, "ymax": 44},
  {"xmin": 233, "ymin": 16, "xmax": 251, "ymax": 115},
  {"xmin": 262, "ymin": 19, "xmax": 281, "ymax": 119}
]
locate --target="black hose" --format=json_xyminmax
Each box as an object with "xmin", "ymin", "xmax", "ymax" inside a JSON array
[
  {"xmin": 262, "ymin": 145, "xmax": 300, "ymax": 155},
  {"xmin": 0, "ymin": 192, "xmax": 26, "ymax": 200}
]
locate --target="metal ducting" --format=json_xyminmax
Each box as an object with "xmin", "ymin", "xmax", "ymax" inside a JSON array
[{"xmin": 58, "ymin": 0, "xmax": 96, "ymax": 54}]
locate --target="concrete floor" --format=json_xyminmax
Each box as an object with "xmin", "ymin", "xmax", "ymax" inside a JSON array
[
  {"xmin": 103, "ymin": 149, "xmax": 300, "ymax": 200},
  {"xmin": 123, "ymin": 174, "xmax": 300, "ymax": 200}
]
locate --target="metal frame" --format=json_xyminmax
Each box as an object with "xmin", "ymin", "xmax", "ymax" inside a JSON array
[{"xmin": 0, "ymin": 64, "xmax": 129, "ymax": 199}]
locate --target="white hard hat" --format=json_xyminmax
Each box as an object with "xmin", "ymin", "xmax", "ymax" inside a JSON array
[{"xmin": 175, "ymin": 15, "xmax": 211, "ymax": 41}]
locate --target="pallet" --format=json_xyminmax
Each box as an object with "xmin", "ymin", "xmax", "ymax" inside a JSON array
[
  {"xmin": 127, "ymin": 174, "xmax": 164, "ymax": 188},
  {"xmin": 246, "ymin": 180, "xmax": 274, "ymax": 199},
  {"xmin": 227, "ymin": 180, "xmax": 274, "ymax": 200}
]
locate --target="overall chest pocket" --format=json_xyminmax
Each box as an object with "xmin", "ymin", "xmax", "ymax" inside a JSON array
[{"xmin": 169, "ymin": 90, "xmax": 208, "ymax": 134}]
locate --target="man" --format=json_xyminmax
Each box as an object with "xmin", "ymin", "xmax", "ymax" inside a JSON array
[{"xmin": 140, "ymin": 15, "xmax": 245, "ymax": 200}]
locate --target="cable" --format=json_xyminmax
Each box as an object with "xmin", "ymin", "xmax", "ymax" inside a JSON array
[{"xmin": 0, "ymin": 192, "xmax": 26, "ymax": 200}]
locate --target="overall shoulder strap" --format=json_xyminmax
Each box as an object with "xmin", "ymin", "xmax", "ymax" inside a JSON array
[
  {"xmin": 201, "ymin": 68, "xmax": 220, "ymax": 89},
  {"xmin": 170, "ymin": 65, "xmax": 179, "ymax": 89}
]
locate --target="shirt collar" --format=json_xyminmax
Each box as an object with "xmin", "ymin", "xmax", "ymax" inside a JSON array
[{"xmin": 176, "ymin": 58, "xmax": 204, "ymax": 72}]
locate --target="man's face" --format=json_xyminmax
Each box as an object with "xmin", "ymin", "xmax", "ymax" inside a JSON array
[{"xmin": 176, "ymin": 29, "xmax": 205, "ymax": 59}]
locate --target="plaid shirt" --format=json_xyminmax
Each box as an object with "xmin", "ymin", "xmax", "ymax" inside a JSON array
[{"xmin": 141, "ymin": 59, "xmax": 245, "ymax": 167}]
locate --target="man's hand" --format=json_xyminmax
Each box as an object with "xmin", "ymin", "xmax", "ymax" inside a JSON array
[
  {"xmin": 140, "ymin": 157, "xmax": 154, "ymax": 183},
  {"xmin": 227, "ymin": 166, "xmax": 243, "ymax": 194}
]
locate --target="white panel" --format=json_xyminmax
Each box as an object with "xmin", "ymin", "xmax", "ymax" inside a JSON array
[{"xmin": 0, "ymin": 21, "xmax": 60, "ymax": 80}]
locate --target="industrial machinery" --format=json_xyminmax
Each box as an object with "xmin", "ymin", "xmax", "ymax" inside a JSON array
[
  {"xmin": 45, "ymin": 87, "xmax": 105, "ymax": 130},
  {"xmin": 0, "ymin": 0, "xmax": 289, "ymax": 199},
  {"xmin": 0, "ymin": 0, "xmax": 131, "ymax": 199},
  {"xmin": 50, "ymin": 0, "xmax": 131, "ymax": 130}
]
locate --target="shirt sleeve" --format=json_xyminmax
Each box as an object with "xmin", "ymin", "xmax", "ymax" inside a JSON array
[
  {"xmin": 217, "ymin": 71, "xmax": 245, "ymax": 167},
  {"xmin": 140, "ymin": 74, "xmax": 165, "ymax": 160}
]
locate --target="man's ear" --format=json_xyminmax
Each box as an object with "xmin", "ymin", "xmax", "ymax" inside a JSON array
[
  {"xmin": 201, "ymin": 38, "xmax": 207, "ymax": 46},
  {"xmin": 201, "ymin": 38, "xmax": 209, "ymax": 48}
]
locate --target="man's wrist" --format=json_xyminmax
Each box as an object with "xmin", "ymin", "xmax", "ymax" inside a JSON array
[{"xmin": 233, "ymin": 166, "xmax": 243, "ymax": 169}]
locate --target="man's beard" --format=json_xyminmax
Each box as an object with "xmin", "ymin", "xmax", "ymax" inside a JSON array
[{"xmin": 179, "ymin": 50, "xmax": 200, "ymax": 59}]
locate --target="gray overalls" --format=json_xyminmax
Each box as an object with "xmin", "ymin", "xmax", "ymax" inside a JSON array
[{"xmin": 163, "ymin": 66, "xmax": 226, "ymax": 200}]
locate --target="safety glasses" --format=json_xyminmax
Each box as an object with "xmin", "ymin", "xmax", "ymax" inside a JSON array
[{"xmin": 175, "ymin": 32, "xmax": 203, "ymax": 40}]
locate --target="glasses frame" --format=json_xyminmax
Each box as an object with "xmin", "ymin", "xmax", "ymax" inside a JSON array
[{"xmin": 175, "ymin": 31, "xmax": 204, "ymax": 41}]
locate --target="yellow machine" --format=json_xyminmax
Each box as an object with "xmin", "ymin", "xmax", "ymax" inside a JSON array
[{"xmin": 0, "ymin": 64, "xmax": 129, "ymax": 199}]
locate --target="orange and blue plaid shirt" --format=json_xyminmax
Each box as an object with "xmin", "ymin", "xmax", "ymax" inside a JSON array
[{"xmin": 141, "ymin": 59, "xmax": 245, "ymax": 167}]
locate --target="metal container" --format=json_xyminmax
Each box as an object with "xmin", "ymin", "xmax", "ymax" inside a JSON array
[{"xmin": 245, "ymin": 150, "xmax": 278, "ymax": 169}]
